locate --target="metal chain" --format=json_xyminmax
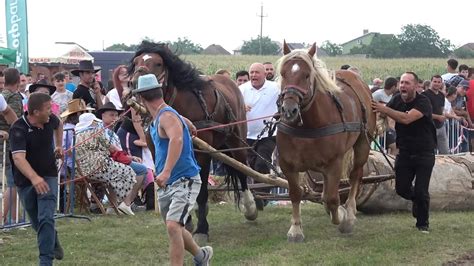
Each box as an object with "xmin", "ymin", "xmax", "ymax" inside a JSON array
[{"xmin": 231, "ymin": 118, "xmax": 284, "ymax": 178}]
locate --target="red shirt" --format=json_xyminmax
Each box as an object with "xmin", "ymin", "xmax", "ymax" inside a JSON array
[{"xmin": 466, "ymin": 80, "xmax": 474, "ymax": 119}]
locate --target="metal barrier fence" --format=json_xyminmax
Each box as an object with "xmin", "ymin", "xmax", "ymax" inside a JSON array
[
  {"xmin": 2, "ymin": 119, "xmax": 471, "ymax": 227},
  {"xmin": 1, "ymin": 129, "xmax": 89, "ymax": 230}
]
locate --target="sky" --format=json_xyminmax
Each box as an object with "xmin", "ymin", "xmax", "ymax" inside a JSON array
[{"xmin": 0, "ymin": 0, "xmax": 471, "ymax": 55}]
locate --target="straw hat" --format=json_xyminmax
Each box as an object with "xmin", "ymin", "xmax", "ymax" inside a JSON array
[{"xmin": 60, "ymin": 99, "xmax": 94, "ymax": 118}]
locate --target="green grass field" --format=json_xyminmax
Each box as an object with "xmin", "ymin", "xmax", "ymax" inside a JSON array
[
  {"xmin": 2, "ymin": 203, "xmax": 474, "ymax": 265},
  {"xmin": 183, "ymin": 55, "xmax": 474, "ymax": 84}
]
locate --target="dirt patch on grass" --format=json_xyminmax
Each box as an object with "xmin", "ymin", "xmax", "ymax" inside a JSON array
[{"xmin": 444, "ymin": 251, "xmax": 474, "ymax": 265}]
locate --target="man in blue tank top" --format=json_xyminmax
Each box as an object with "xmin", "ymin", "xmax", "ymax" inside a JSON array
[{"xmin": 133, "ymin": 74, "xmax": 212, "ymax": 266}]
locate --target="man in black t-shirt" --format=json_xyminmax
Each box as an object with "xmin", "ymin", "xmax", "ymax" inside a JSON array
[
  {"xmin": 372, "ymin": 72, "xmax": 436, "ymax": 233},
  {"xmin": 71, "ymin": 60, "xmax": 103, "ymax": 109},
  {"xmin": 422, "ymin": 75, "xmax": 449, "ymax": 154},
  {"xmin": 10, "ymin": 93, "xmax": 65, "ymax": 264}
]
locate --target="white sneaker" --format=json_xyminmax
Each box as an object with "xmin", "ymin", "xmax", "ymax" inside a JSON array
[
  {"xmin": 193, "ymin": 246, "xmax": 213, "ymax": 266},
  {"xmin": 118, "ymin": 202, "xmax": 135, "ymax": 216}
]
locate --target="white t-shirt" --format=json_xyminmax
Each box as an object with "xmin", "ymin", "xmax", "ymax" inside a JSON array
[
  {"xmin": 441, "ymin": 73, "xmax": 456, "ymax": 83},
  {"xmin": 372, "ymin": 89, "xmax": 392, "ymax": 104},
  {"xmin": 0, "ymin": 94, "xmax": 7, "ymax": 112},
  {"xmin": 444, "ymin": 98, "xmax": 452, "ymax": 114},
  {"xmin": 106, "ymin": 88, "xmax": 130, "ymax": 110},
  {"xmin": 239, "ymin": 80, "xmax": 280, "ymax": 139}
]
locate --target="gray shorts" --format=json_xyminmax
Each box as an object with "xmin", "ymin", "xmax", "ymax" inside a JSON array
[{"xmin": 158, "ymin": 175, "xmax": 201, "ymax": 225}]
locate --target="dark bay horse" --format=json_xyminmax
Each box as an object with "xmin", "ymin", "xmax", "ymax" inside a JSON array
[
  {"xmin": 129, "ymin": 41, "xmax": 257, "ymax": 242},
  {"xmin": 276, "ymin": 41, "xmax": 376, "ymax": 242}
]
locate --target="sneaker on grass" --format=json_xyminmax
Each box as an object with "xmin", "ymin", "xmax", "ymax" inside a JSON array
[
  {"xmin": 118, "ymin": 202, "xmax": 135, "ymax": 215},
  {"xmin": 193, "ymin": 246, "xmax": 213, "ymax": 266}
]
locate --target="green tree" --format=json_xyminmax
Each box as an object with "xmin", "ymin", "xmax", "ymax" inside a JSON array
[
  {"xmin": 321, "ymin": 41, "xmax": 342, "ymax": 56},
  {"xmin": 349, "ymin": 34, "xmax": 401, "ymax": 58},
  {"xmin": 398, "ymin": 24, "xmax": 453, "ymax": 57},
  {"xmin": 105, "ymin": 43, "xmax": 135, "ymax": 51},
  {"xmin": 241, "ymin": 36, "xmax": 279, "ymax": 55},
  {"xmin": 367, "ymin": 34, "xmax": 401, "ymax": 58},
  {"xmin": 167, "ymin": 37, "xmax": 203, "ymax": 54},
  {"xmin": 454, "ymin": 47, "xmax": 474, "ymax": 59}
]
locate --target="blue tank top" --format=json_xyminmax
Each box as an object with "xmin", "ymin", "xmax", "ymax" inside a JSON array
[{"xmin": 150, "ymin": 106, "xmax": 200, "ymax": 185}]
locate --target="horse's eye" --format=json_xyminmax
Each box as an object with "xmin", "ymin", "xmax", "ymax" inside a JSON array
[{"xmin": 156, "ymin": 63, "xmax": 162, "ymax": 67}]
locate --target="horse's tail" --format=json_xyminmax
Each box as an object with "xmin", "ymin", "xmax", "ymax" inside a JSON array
[{"xmin": 222, "ymin": 162, "xmax": 243, "ymax": 207}]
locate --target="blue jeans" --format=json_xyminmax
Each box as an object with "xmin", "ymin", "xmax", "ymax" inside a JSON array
[
  {"xmin": 129, "ymin": 161, "xmax": 148, "ymax": 177},
  {"xmin": 18, "ymin": 176, "xmax": 59, "ymax": 266}
]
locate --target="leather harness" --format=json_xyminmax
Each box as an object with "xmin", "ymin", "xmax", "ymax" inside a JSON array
[{"xmin": 277, "ymin": 77, "xmax": 367, "ymax": 139}]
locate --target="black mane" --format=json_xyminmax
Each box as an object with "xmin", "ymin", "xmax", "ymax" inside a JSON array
[{"xmin": 130, "ymin": 40, "xmax": 206, "ymax": 91}]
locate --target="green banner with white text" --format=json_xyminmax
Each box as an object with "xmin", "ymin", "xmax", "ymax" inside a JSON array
[{"xmin": 5, "ymin": 0, "xmax": 28, "ymax": 73}]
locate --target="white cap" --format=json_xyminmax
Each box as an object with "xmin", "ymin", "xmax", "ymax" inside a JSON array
[{"xmin": 75, "ymin": 113, "xmax": 101, "ymax": 132}]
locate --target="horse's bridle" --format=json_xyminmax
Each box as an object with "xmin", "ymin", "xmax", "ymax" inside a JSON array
[{"xmin": 279, "ymin": 83, "xmax": 316, "ymax": 113}]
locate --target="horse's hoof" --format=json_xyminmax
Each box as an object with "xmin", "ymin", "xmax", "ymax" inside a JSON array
[
  {"xmin": 287, "ymin": 234, "xmax": 304, "ymax": 243},
  {"xmin": 338, "ymin": 207, "xmax": 355, "ymax": 234},
  {"xmin": 193, "ymin": 233, "xmax": 209, "ymax": 245},
  {"xmin": 244, "ymin": 209, "xmax": 258, "ymax": 221},
  {"xmin": 241, "ymin": 190, "xmax": 258, "ymax": 221},
  {"xmin": 338, "ymin": 219, "xmax": 354, "ymax": 234}
]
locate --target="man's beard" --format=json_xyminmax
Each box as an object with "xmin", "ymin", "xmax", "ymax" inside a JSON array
[{"xmin": 266, "ymin": 74, "xmax": 274, "ymax": 80}]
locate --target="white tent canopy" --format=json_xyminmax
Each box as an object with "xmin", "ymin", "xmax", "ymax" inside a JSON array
[{"xmin": 29, "ymin": 43, "xmax": 93, "ymax": 65}]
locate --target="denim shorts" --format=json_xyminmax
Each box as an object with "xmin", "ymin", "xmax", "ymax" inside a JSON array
[{"xmin": 158, "ymin": 175, "xmax": 201, "ymax": 225}]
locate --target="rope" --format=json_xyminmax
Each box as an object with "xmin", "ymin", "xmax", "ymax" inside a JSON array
[{"xmin": 195, "ymin": 114, "xmax": 277, "ymax": 133}]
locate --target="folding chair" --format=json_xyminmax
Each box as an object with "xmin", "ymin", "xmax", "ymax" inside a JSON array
[
  {"xmin": 74, "ymin": 159, "xmax": 120, "ymax": 215},
  {"xmin": 67, "ymin": 129, "xmax": 120, "ymax": 215}
]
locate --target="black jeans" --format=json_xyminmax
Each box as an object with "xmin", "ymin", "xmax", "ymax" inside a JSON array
[{"xmin": 394, "ymin": 152, "xmax": 435, "ymax": 228}]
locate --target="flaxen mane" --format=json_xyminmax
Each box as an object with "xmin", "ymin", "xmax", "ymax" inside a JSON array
[{"xmin": 276, "ymin": 49, "xmax": 341, "ymax": 94}]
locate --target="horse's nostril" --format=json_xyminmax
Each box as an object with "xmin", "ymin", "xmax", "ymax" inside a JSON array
[{"xmin": 292, "ymin": 108, "xmax": 298, "ymax": 115}]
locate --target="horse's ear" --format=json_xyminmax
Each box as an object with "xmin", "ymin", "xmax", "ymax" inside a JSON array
[
  {"xmin": 283, "ymin": 40, "xmax": 291, "ymax": 55},
  {"xmin": 308, "ymin": 43, "xmax": 317, "ymax": 57}
]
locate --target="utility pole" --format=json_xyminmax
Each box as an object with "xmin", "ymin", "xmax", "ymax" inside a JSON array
[{"xmin": 257, "ymin": 3, "xmax": 267, "ymax": 55}]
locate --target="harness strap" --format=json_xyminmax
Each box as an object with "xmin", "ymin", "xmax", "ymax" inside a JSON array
[
  {"xmin": 277, "ymin": 121, "xmax": 362, "ymax": 138},
  {"xmin": 192, "ymin": 89, "xmax": 211, "ymax": 120}
]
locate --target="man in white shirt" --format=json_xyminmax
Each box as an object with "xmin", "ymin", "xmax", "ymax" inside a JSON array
[
  {"xmin": 441, "ymin": 59, "xmax": 458, "ymax": 83},
  {"xmin": 239, "ymin": 63, "xmax": 279, "ymax": 209},
  {"xmin": 372, "ymin": 77, "xmax": 398, "ymax": 104}
]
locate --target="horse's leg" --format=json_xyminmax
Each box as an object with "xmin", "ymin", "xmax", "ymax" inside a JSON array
[
  {"xmin": 340, "ymin": 138, "xmax": 371, "ymax": 234},
  {"xmin": 230, "ymin": 144, "xmax": 257, "ymax": 221},
  {"xmin": 193, "ymin": 155, "xmax": 211, "ymax": 244},
  {"xmin": 281, "ymin": 163, "xmax": 304, "ymax": 242},
  {"xmin": 324, "ymin": 159, "xmax": 346, "ymax": 227}
]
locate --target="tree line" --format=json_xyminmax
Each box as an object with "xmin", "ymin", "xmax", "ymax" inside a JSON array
[{"xmin": 105, "ymin": 24, "xmax": 473, "ymax": 58}]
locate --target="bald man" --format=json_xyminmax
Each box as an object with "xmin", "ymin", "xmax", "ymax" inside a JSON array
[{"xmin": 239, "ymin": 63, "xmax": 280, "ymax": 210}]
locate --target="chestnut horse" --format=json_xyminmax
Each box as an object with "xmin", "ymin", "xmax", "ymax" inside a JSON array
[
  {"xmin": 276, "ymin": 42, "xmax": 376, "ymax": 242},
  {"xmin": 129, "ymin": 41, "xmax": 257, "ymax": 242}
]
